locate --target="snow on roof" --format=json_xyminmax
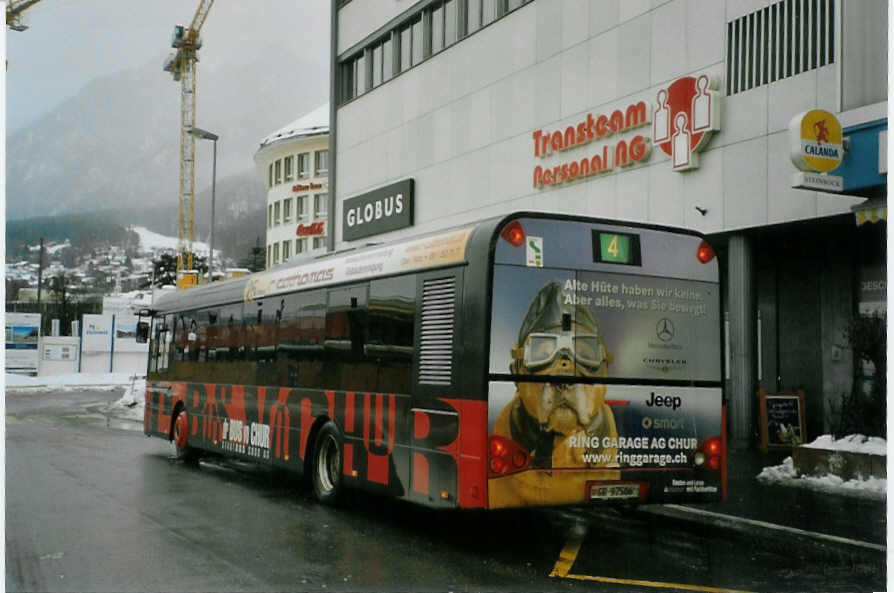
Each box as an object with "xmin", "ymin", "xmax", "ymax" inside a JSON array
[{"xmin": 258, "ymin": 102, "xmax": 329, "ymax": 149}]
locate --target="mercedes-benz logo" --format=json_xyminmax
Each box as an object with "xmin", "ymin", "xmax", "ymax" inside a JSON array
[{"xmin": 656, "ymin": 318, "xmax": 675, "ymax": 342}]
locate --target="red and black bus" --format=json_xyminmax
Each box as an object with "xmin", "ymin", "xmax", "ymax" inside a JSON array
[{"xmin": 143, "ymin": 212, "xmax": 725, "ymax": 509}]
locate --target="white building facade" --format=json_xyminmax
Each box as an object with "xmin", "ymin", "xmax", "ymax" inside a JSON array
[
  {"xmin": 255, "ymin": 103, "xmax": 331, "ymax": 269},
  {"xmin": 330, "ymin": 1, "xmax": 887, "ymax": 445}
]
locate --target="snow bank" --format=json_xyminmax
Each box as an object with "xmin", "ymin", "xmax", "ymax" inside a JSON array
[
  {"xmin": 5, "ymin": 372, "xmax": 139, "ymax": 392},
  {"xmin": 801, "ymin": 434, "xmax": 887, "ymax": 456},
  {"xmin": 757, "ymin": 456, "xmax": 885, "ymax": 500},
  {"xmin": 106, "ymin": 377, "xmax": 146, "ymax": 422}
]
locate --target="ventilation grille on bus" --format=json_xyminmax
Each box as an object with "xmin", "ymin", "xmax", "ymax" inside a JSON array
[
  {"xmin": 418, "ymin": 277, "xmax": 456, "ymax": 386},
  {"xmin": 726, "ymin": 0, "xmax": 835, "ymax": 96}
]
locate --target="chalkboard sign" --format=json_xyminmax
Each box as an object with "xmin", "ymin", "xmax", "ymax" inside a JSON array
[{"xmin": 757, "ymin": 389, "xmax": 806, "ymax": 452}]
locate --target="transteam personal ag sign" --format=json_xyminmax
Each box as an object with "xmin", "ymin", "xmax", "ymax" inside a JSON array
[{"xmin": 342, "ymin": 179, "xmax": 414, "ymax": 241}]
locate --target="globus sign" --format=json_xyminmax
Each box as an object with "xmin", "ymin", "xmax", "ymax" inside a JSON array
[
  {"xmin": 789, "ymin": 109, "xmax": 843, "ymax": 172},
  {"xmin": 531, "ymin": 73, "xmax": 721, "ymax": 188}
]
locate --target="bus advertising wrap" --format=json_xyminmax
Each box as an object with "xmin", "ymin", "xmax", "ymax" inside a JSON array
[
  {"xmin": 487, "ymin": 258, "xmax": 722, "ymax": 507},
  {"xmin": 244, "ymin": 226, "xmax": 472, "ymax": 302}
]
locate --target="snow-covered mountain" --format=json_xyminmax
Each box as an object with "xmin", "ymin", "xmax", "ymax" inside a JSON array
[{"xmin": 6, "ymin": 44, "xmax": 327, "ymax": 221}]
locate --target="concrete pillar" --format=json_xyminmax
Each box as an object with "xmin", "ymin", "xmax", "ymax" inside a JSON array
[{"xmin": 727, "ymin": 235, "xmax": 755, "ymax": 448}]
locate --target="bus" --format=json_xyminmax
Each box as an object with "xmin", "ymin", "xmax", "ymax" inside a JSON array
[{"xmin": 142, "ymin": 212, "xmax": 725, "ymax": 509}]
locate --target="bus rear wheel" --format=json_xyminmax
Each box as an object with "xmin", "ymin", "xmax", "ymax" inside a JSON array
[
  {"xmin": 312, "ymin": 421, "xmax": 343, "ymax": 505},
  {"xmin": 172, "ymin": 410, "xmax": 199, "ymax": 465}
]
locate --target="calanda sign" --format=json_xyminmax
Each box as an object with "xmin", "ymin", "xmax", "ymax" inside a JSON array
[{"xmin": 531, "ymin": 74, "xmax": 720, "ymax": 189}]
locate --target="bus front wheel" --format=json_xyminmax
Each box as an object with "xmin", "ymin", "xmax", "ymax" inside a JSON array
[{"xmin": 312, "ymin": 421, "xmax": 343, "ymax": 505}]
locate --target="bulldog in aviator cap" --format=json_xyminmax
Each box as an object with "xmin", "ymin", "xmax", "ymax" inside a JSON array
[{"xmin": 495, "ymin": 281, "xmax": 617, "ymax": 469}]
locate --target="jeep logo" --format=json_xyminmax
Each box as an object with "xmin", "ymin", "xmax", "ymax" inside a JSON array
[{"xmin": 645, "ymin": 392, "xmax": 682, "ymax": 410}]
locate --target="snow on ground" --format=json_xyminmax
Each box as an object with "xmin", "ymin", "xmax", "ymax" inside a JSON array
[
  {"xmin": 106, "ymin": 377, "xmax": 146, "ymax": 421},
  {"xmin": 801, "ymin": 433, "xmax": 887, "ymax": 456},
  {"xmin": 6, "ymin": 372, "xmax": 146, "ymax": 421},
  {"xmin": 131, "ymin": 226, "xmax": 219, "ymax": 260},
  {"xmin": 5, "ymin": 372, "xmax": 139, "ymax": 392},
  {"xmin": 758, "ymin": 434, "xmax": 888, "ymax": 500}
]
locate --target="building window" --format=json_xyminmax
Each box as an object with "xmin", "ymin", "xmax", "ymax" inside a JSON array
[
  {"xmin": 268, "ymin": 164, "xmax": 273, "ymax": 188},
  {"xmin": 284, "ymin": 156, "xmax": 294, "ymax": 182},
  {"xmin": 399, "ymin": 24, "xmax": 412, "ymax": 73},
  {"xmin": 313, "ymin": 237, "xmax": 325, "ymax": 250},
  {"xmin": 274, "ymin": 160, "xmax": 282, "ymax": 185},
  {"xmin": 296, "ymin": 195, "xmax": 308, "ymax": 220},
  {"xmin": 336, "ymin": 0, "xmax": 531, "ymax": 107},
  {"xmin": 273, "ymin": 242, "xmax": 280, "ymax": 264},
  {"xmin": 296, "ymin": 238, "xmax": 306, "ymax": 254},
  {"xmin": 315, "ymin": 150, "xmax": 329, "ymax": 176},
  {"xmin": 467, "ymin": 0, "xmax": 481, "ymax": 34},
  {"xmin": 274, "ymin": 201, "xmax": 281, "ymax": 226},
  {"xmin": 432, "ymin": 4, "xmax": 445, "ymax": 54},
  {"xmin": 314, "ymin": 193, "xmax": 328, "ymax": 218},
  {"xmin": 267, "ymin": 245, "xmax": 271, "ymax": 268},
  {"xmin": 373, "ymin": 43, "xmax": 383, "ymax": 87},
  {"xmin": 383, "ymin": 36, "xmax": 394, "ymax": 81},
  {"xmin": 412, "ymin": 16, "xmax": 424, "ymax": 64},
  {"xmin": 283, "ymin": 197, "xmax": 292, "ymax": 223},
  {"xmin": 267, "ymin": 204, "xmax": 273, "ymax": 229},
  {"xmin": 282, "ymin": 240, "xmax": 291, "ymax": 261},
  {"xmin": 297, "ymin": 153, "xmax": 310, "ymax": 178},
  {"xmin": 445, "ymin": 0, "xmax": 458, "ymax": 46},
  {"xmin": 355, "ymin": 52, "xmax": 367, "ymax": 96}
]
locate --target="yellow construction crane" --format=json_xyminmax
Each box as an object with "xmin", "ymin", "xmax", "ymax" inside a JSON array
[
  {"xmin": 7, "ymin": 0, "xmax": 43, "ymax": 31},
  {"xmin": 163, "ymin": 0, "xmax": 214, "ymax": 289}
]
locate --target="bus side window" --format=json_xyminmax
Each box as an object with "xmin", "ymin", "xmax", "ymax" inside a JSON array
[
  {"xmin": 252, "ymin": 297, "xmax": 280, "ymax": 386},
  {"xmin": 219, "ymin": 303, "xmax": 243, "ymax": 362},
  {"xmin": 275, "ymin": 289, "xmax": 326, "ymax": 388},
  {"xmin": 368, "ymin": 275, "xmax": 416, "ymax": 394},
  {"xmin": 326, "ymin": 285, "xmax": 369, "ymax": 391}
]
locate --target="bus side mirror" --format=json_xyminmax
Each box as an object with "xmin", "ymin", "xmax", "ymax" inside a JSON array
[{"xmin": 136, "ymin": 321, "xmax": 150, "ymax": 343}]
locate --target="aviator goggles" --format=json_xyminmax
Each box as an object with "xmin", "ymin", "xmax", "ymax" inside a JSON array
[{"xmin": 522, "ymin": 332, "xmax": 606, "ymax": 372}]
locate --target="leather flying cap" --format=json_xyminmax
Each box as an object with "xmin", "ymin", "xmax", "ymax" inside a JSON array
[{"xmin": 516, "ymin": 280, "xmax": 601, "ymax": 345}]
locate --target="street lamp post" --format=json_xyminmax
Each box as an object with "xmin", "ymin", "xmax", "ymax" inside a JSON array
[{"xmin": 187, "ymin": 126, "xmax": 219, "ymax": 282}]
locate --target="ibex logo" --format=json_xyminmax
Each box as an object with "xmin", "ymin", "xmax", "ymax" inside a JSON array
[{"xmin": 653, "ymin": 75, "xmax": 720, "ymax": 171}]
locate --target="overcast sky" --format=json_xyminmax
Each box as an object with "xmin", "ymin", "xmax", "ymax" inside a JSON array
[{"xmin": 6, "ymin": 0, "xmax": 331, "ymax": 132}]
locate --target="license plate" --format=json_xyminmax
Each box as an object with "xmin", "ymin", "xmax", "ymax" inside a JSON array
[{"xmin": 589, "ymin": 483, "xmax": 640, "ymax": 501}]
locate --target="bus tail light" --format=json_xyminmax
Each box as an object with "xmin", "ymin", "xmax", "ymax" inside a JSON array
[
  {"xmin": 693, "ymin": 436, "xmax": 723, "ymax": 471},
  {"xmin": 696, "ymin": 240, "xmax": 716, "ymax": 264},
  {"xmin": 488, "ymin": 435, "xmax": 531, "ymax": 477},
  {"xmin": 500, "ymin": 220, "xmax": 526, "ymax": 247}
]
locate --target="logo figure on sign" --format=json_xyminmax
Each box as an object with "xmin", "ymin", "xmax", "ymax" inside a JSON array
[
  {"xmin": 813, "ymin": 120, "xmax": 829, "ymax": 144},
  {"xmin": 656, "ymin": 318, "xmax": 675, "ymax": 342},
  {"xmin": 653, "ymin": 74, "xmax": 720, "ymax": 171}
]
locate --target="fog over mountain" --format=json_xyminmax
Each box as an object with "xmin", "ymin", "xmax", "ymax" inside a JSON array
[{"xmin": 6, "ymin": 43, "xmax": 328, "ymax": 225}]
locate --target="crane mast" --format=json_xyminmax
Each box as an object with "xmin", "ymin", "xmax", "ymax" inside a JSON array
[{"xmin": 163, "ymin": 0, "xmax": 214, "ymax": 287}]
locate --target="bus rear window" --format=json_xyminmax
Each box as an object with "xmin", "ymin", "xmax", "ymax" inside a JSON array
[{"xmin": 489, "ymin": 265, "xmax": 721, "ymax": 382}]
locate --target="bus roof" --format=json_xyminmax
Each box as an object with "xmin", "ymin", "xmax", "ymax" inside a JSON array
[{"xmin": 149, "ymin": 211, "xmax": 711, "ymax": 314}]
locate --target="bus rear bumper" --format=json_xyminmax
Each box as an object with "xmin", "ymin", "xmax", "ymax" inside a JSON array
[{"xmin": 487, "ymin": 467, "xmax": 722, "ymax": 509}]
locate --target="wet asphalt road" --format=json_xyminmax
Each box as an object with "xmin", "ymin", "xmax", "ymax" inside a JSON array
[{"xmin": 5, "ymin": 389, "xmax": 885, "ymax": 593}]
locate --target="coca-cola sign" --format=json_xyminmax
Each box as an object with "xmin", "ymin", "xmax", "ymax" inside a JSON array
[{"xmin": 296, "ymin": 220, "xmax": 327, "ymax": 237}]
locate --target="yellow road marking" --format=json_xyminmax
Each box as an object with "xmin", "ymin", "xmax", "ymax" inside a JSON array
[
  {"xmin": 560, "ymin": 573, "xmax": 755, "ymax": 593},
  {"xmin": 549, "ymin": 524, "xmax": 586, "ymax": 578},
  {"xmin": 550, "ymin": 524, "xmax": 756, "ymax": 593}
]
